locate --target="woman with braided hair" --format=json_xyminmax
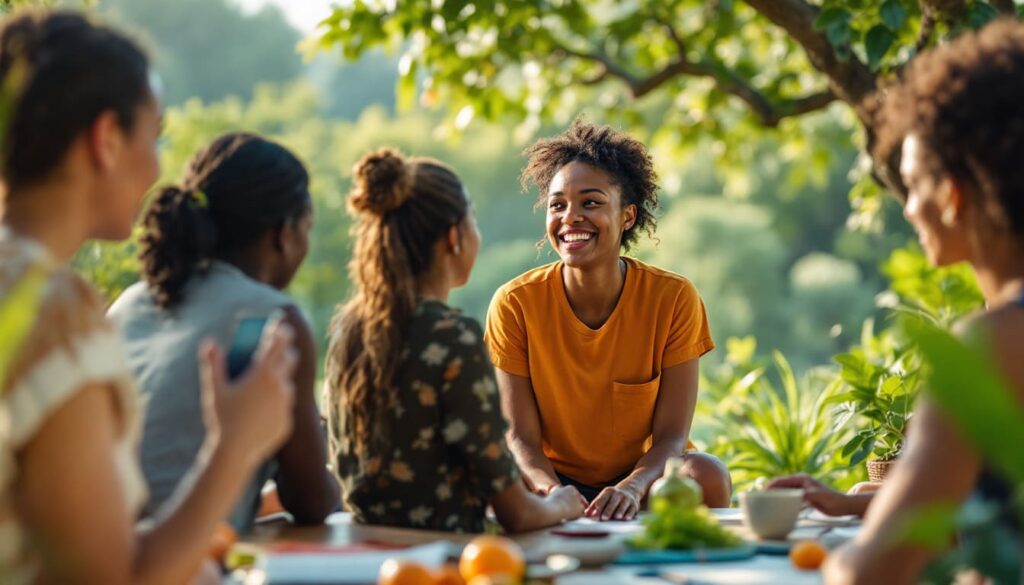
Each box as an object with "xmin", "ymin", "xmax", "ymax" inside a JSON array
[
  {"xmin": 108, "ymin": 132, "xmax": 339, "ymax": 533},
  {"xmin": 325, "ymin": 148, "xmax": 583, "ymax": 533}
]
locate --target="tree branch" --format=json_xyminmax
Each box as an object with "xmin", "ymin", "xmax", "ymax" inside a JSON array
[
  {"xmin": 742, "ymin": 0, "xmax": 877, "ymax": 112},
  {"xmin": 741, "ymin": 0, "xmax": 908, "ymax": 199},
  {"xmin": 655, "ymin": 15, "xmax": 687, "ymax": 56},
  {"xmin": 556, "ymin": 39, "xmax": 836, "ymax": 128}
]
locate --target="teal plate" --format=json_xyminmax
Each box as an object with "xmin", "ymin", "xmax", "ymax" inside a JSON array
[
  {"xmin": 753, "ymin": 541, "xmax": 793, "ymax": 556},
  {"xmin": 614, "ymin": 545, "xmax": 757, "ymax": 565}
]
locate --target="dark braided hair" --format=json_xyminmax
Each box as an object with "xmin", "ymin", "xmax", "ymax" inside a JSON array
[
  {"xmin": 875, "ymin": 18, "xmax": 1024, "ymax": 235},
  {"xmin": 139, "ymin": 132, "xmax": 310, "ymax": 308},
  {"xmin": 327, "ymin": 147, "xmax": 468, "ymax": 455},
  {"xmin": 520, "ymin": 116, "xmax": 659, "ymax": 251},
  {"xmin": 0, "ymin": 10, "xmax": 150, "ymax": 189}
]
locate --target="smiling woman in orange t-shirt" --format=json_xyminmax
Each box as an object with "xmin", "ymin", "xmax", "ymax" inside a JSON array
[{"xmin": 485, "ymin": 118, "xmax": 732, "ymax": 521}]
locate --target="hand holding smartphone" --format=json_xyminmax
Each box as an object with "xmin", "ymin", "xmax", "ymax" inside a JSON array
[{"xmin": 226, "ymin": 315, "xmax": 270, "ymax": 380}]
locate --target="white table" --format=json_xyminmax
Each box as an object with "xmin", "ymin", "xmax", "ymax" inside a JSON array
[{"xmin": 236, "ymin": 510, "xmax": 856, "ymax": 584}]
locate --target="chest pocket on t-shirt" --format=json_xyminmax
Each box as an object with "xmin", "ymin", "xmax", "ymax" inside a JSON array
[{"xmin": 611, "ymin": 373, "xmax": 661, "ymax": 446}]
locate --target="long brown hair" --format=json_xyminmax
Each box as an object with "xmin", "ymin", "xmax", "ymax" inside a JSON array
[{"xmin": 327, "ymin": 148, "xmax": 468, "ymax": 455}]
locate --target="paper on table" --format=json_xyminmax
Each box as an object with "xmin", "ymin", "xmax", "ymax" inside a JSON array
[
  {"xmin": 248, "ymin": 541, "xmax": 450, "ymax": 584},
  {"xmin": 804, "ymin": 509, "xmax": 861, "ymax": 526},
  {"xmin": 560, "ymin": 516, "xmax": 645, "ymax": 535},
  {"xmin": 709, "ymin": 507, "xmax": 745, "ymax": 524}
]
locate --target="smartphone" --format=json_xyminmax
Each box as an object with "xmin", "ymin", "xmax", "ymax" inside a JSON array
[{"xmin": 226, "ymin": 316, "xmax": 268, "ymax": 380}]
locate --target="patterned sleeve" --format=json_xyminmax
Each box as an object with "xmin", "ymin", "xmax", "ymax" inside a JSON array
[
  {"xmin": 436, "ymin": 316, "xmax": 521, "ymax": 500},
  {"xmin": 662, "ymin": 278, "xmax": 716, "ymax": 368},
  {"xmin": 3, "ymin": 269, "xmax": 138, "ymax": 449}
]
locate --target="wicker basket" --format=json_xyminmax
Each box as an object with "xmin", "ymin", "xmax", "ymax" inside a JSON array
[{"xmin": 867, "ymin": 458, "xmax": 898, "ymax": 483}]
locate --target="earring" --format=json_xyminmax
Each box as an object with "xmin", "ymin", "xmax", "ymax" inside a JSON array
[
  {"xmin": 453, "ymin": 245, "xmax": 461, "ymax": 255},
  {"xmin": 941, "ymin": 207, "xmax": 958, "ymax": 227}
]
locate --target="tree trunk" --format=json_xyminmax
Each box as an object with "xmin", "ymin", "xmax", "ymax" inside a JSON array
[{"xmin": 744, "ymin": 0, "xmax": 908, "ymax": 200}]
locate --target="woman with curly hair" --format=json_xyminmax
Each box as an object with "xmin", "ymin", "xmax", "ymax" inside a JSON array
[
  {"xmin": 325, "ymin": 148, "xmax": 583, "ymax": 533},
  {"xmin": 824, "ymin": 19, "xmax": 1024, "ymax": 585},
  {"xmin": 485, "ymin": 118, "xmax": 732, "ymax": 521}
]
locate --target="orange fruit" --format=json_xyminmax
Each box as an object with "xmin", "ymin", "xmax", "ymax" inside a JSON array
[
  {"xmin": 789, "ymin": 540, "xmax": 827, "ymax": 570},
  {"xmin": 458, "ymin": 536, "xmax": 525, "ymax": 582},
  {"xmin": 433, "ymin": 564, "xmax": 466, "ymax": 585},
  {"xmin": 378, "ymin": 558, "xmax": 434, "ymax": 585},
  {"xmin": 207, "ymin": 522, "xmax": 237, "ymax": 565}
]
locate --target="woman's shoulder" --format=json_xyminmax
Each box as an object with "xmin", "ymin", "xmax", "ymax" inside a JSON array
[
  {"xmin": 960, "ymin": 303, "xmax": 1024, "ymax": 379},
  {"xmin": 417, "ymin": 300, "xmax": 484, "ymax": 338},
  {"xmin": 626, "ymin": 257, "xmax": 699, "ymax": 297},
  {"xmin": 106, "ymin": 280, "xmax": 154, "ymax": 317},
  {"xmin": 494, "ymin": 261, "xmax": 560, "ymax": 299},
  {"xmin": 2, "ymin": 264, "xmax": 131, "ymax": 446},
  {"xmin": 20, "ymin": 266, "xmax": 110, "ymax": 348}
]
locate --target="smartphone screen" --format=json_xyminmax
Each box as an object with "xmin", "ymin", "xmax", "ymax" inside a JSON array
[{"xmin": 226, "ymin": 316, "xmax": 268, "ymax": 380}]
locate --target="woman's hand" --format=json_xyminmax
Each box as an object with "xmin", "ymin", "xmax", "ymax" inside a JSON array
[
  {"xmin": 543, "ymin": 483, "xmax": 588, "ymax": 508},
  {"xmin": 199, "ymin": 317, "xmax": 298, "ymax": 468},
  {"xmin": 585, "ymin": 484, "xmax": 641, "ymax": 521},
  {"xmin": 547, "ymin": 486, "xmax": 586, "ymax": 521},
  {"xmin": 766, "ymin": 474, "xmax": 860, "ymax": 517}
]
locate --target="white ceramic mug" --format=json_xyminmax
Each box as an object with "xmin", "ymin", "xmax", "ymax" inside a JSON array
[{"xmin": 739, "ymin": 488, "xmax": 803, "ymax": 540}]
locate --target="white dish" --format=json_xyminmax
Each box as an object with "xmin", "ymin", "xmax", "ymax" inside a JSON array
[
  {"xmin": 526, "ymin": 554, "xmax": 581, "ymax": 579},
  {"xmin": 709, "ymin": 507, "xmax": 745, "ymax": 524},
  {"xmin": 803, "ymin": 509, "xmax": 861, "ymax": 526}
]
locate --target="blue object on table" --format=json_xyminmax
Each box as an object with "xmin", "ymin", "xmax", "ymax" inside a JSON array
[
  {"xmin": 614, "ymin": 545, "xmax": 757, "ymax": 565},
  {"xmin": 753, "ymin": 540, "xmax": 793, "ymax": 556}
]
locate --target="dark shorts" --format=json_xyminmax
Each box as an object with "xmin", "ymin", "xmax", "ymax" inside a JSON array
[{"xmin": 556, "ymin": 471, "xmax": 629, "ymax": 502}]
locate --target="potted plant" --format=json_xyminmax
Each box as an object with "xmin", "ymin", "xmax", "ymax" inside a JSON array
[
  {"xmin": 831, "ymin": 247, "xmax": 986, "ymax": 482},
  {"xmin": 831, "ymin": 319, "xmax": 921, "ymax": 482}
]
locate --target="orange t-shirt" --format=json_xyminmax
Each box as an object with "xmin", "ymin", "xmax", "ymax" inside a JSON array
[{"xmin": 484, "ymin": 257, "xmax": 714, "ymax": 486}]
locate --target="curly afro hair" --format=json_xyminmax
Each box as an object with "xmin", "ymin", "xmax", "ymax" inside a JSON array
[
  {"xmin": 875, "ymin": 18, "xmax": 1024, "ymax": 234},
  {"xmin": 520, "ymin": 116, "xmax": 659, "ymax": 251}
]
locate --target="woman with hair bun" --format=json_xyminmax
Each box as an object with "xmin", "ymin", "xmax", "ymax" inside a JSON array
[
  {"xmin": 108, "ymin": 132, "xmax": 339, "ymax": 532},
  {"xmin": 325, "ymin": 148, "xmax": 584, "ymax": 533}
]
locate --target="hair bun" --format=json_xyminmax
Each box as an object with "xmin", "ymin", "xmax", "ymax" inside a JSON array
[{"xmin": 349, "ymin": 148, "xmax": 413, "ymax": 216}]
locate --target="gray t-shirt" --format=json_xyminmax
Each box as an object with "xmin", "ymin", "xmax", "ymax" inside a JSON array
[{"xmin": 108, "ymin": 261, "xmax": 296, "ymax": 532}]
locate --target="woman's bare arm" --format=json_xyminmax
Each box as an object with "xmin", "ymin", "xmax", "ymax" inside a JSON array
[{"xmin": 495, "ymin": 368, "xmax": 562, "ymax": 494}]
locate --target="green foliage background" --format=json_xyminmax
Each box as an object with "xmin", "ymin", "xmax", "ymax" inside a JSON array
[{"xmin": 38, "ymin": 0, "xmax": 994, "ymax": 500}]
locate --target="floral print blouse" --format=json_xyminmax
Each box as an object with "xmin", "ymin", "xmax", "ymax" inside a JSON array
[{"xmin": 328, "ymin": 299, "xmax": 521, "ymax": 533}]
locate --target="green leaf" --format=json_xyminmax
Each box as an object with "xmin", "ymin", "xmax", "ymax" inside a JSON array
[
  {"xmin": 879, "ymin": 374, "xmax": 902, "ymax": 397},
  {"xmin": 880, "ymin": 0, "xmax": 908, "ymax": 31},
  {"xmin": 969, "ymin": 2, "xmax": 1000, "ymax": 29},
  {"xmin": 0, "ymin": 267, "xmax": 47, "ymax": 385},
  {"xmin": 814, "ymin": 7, "xmax": 851, "ymax": 31},
  {"xmin": 865, "ymin": 25, "xmax": 895, "ymax": 71},
  {"xmin": 841, "ymin": 433, "xmax": 866, "ymax": 458},
  {"xmin": 826, "ymin": 19, "xmax": 852, "ymax": 49},
  {"xmin": 725, "ymin": 336, "xmax": 757, "ymax": 366},
  {"xmin": 849, "ymin": 434, "xmax": 876, "ymax": 465},
  {"xmin": 396, "ymin": 59, "xmax": 418, "ymax": 112}
]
